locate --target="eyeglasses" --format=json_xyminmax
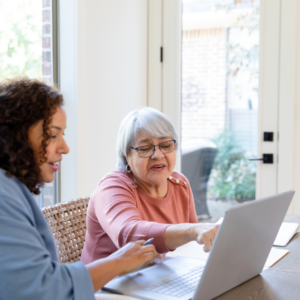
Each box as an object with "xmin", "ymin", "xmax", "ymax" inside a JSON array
[{"xmin": 131, "ymin": 139, "xmax": 176, "ymax": 158}]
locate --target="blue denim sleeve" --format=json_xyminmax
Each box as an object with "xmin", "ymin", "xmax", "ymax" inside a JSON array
[{"xmin": 0, "ymin": 186, "xmax": 94, "ymax": 300}]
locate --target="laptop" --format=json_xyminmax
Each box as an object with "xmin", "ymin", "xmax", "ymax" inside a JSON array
[{"xmin": 103, "ymin": 191, "xmax": 295, "ymax": 300}]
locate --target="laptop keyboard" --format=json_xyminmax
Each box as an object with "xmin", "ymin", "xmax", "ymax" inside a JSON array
[{"xmin": 144, "ymin": 265, "xmax": 204, "ymax": 298}]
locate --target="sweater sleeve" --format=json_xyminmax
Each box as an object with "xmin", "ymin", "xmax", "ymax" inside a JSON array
[
  {"xmin": 93, "ymin": 176, "xmax": 171, "ymax": 253},
  {"xmin": 0, "ymin": 190, "xmax": 94, "ymax": 300}
]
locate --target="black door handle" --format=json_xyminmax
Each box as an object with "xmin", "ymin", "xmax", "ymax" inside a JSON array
[{"xmin": 249, "ymin": 154, "xmax": 273, "ymax": 164}]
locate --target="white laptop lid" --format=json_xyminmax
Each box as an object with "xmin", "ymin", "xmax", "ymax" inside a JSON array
[{"xmin": 194, "ymin": 190, "xmax": 295, "ymax": 300}]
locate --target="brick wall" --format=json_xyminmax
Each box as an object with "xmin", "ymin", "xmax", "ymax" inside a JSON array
[
  {"xmin": 181, "ymin": 28, "xmax": 227, "ymax": 143},
  {"xmin": 42, "ymin": 0, "xmax": 52, "ymax": 85}
]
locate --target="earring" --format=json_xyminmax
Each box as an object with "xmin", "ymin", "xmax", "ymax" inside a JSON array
[{"xmin": 126, "ymin": 164, "xmax": 131, "ymax": 173}]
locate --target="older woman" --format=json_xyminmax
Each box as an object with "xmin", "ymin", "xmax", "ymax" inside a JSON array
[{"xmin": 81, "ymin": 107, "xmax": 219, "ymax": 263}]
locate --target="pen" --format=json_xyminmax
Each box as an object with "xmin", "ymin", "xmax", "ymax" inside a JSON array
[{"xmin": 143, "ymin": 238, "xmax": 154, "ymax": 246}]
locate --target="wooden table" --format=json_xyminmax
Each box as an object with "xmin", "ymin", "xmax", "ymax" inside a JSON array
[{"xmin": 214, "ymin": 215, "xmax": 300, "ymax": 300}]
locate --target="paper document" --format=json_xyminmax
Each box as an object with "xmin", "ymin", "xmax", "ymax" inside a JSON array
[
  {"xmin": 273, "ymin": 222, "xmax": 299, "ymax": 246},
  {"xmin": 166, "ymin": 241, "xmax": 289, "ymax": 270},
  {"xmin": 263, "ymin": 247, "xmax": 289, "ymax": 270},
  {"xmin": 95, "ymin": 293, "xmax": 141, "ymax": 300}
]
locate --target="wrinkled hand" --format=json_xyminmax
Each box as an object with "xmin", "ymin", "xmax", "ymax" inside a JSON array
[
  {"xmin": 195, "ymin": 224, "xmax": 220, "ymax": 252},
  {"xmin": 109, "ymin": 240, "xmax": 163, "ymax": 276}
]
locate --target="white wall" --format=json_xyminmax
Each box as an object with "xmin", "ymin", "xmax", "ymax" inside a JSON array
[{"xmin": 60, "ymin": 0, "xmax": 148, "ymax": 201}]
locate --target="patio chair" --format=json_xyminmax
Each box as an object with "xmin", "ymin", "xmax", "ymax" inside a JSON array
[
  {"xmin": 41, "ymin": 197, "xmax": 90, "ymax": 263},
  {"xmin": 181, "ymin": 139, "xmax": 217, "ymax": 219}
]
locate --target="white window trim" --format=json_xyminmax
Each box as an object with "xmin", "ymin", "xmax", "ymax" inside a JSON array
[
  {"xmin": 148, "ymin": 0, "xmax": 182, "ymax": 171},
  {"xmin": 58, "ymin": 0, "xmax": 79, "ymax": 202}
]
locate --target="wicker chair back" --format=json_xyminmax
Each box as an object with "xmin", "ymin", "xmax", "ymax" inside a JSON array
[{"xmin": 41, "ymin": 197, "xmax": 90, "ymax": 263}]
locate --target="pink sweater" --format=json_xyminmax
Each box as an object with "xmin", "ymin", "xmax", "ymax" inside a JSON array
[{"xmin": 80, "ymin": 170, "xmax": 198, "ymax": 264}]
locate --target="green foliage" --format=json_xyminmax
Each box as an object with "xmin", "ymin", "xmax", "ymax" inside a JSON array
[
  {"xmin": 208, "ymin": 130, "xmax": 256, "ymax": 201},
  {"xmin": 0, "ymin": 0, "xmax": 42, "ymax": 81}
]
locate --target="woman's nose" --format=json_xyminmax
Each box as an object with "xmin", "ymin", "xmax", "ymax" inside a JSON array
[
  {"xmin": 151, "ymin": 146, "xmax": 164, "ymax": 159},
  {"xmin": 60, "ymin": 138, "xmax": 70, "ymax": 155}
]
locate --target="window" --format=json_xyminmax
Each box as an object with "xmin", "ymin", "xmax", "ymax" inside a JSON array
[{"xmin": 0, "ymin": 0, "xmax": 58, "ymax": 207}]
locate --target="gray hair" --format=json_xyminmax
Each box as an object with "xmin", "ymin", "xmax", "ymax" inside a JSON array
[{"xmin": 116, "ymin": 107, "xmax": 178, "ymax": 172}]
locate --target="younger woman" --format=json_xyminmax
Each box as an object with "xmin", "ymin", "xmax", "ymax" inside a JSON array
[{"xmin": 0, "ymin": 78, "xmax": 161, "ymax": 300}]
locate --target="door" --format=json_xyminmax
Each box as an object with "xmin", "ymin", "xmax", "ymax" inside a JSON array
[{"xmin": 148, "ymin": 0, "xmax": 300, "ymax": 217}]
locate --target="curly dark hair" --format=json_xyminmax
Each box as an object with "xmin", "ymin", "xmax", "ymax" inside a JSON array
[{"xmin": 0, "ymin": 78, "xmax": 64, "ymax": 194}]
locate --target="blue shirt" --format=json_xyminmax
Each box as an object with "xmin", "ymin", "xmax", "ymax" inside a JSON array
[{"xmin": 0, "ymin": 169, "xmax": 94, "ymax": 300}]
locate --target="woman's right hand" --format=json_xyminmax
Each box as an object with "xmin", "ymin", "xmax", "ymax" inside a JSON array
[
  {"xmin": 165, "ymin": 223, "xmax": 220, "ymax": 252},
  {"xmin": 193, "ymin": 223, "xmax": 220, "ymax": 252},
  {"xmin": 87, "ymin": 240, "xmax": 162, "ymax": 292},
  {"xmin": 109, "ymin": 240, "xmax": 163, "ymax": 276}
]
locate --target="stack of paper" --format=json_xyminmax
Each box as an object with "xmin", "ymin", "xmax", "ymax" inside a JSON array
[{"xmin": 273, "ymin": 222, "xmax": 299, "ymax": 246}]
